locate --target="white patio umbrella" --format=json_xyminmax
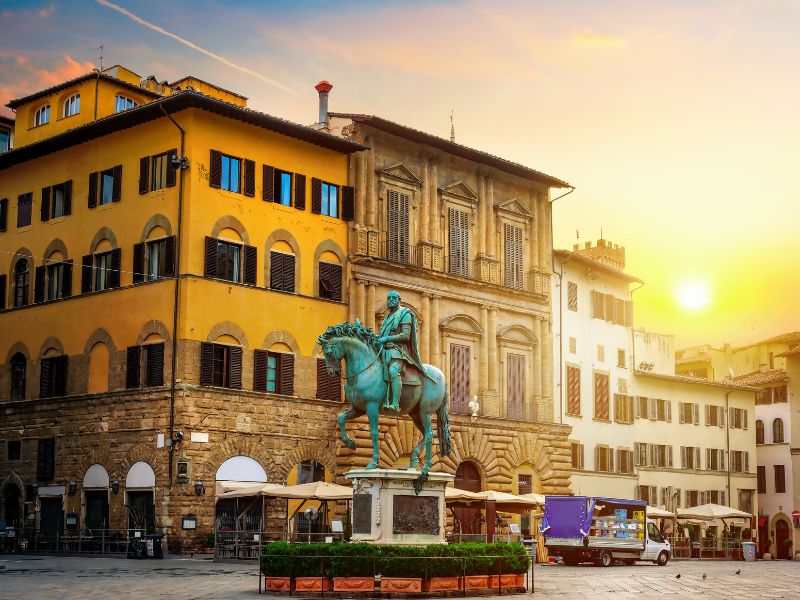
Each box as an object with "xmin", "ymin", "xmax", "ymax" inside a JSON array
[
  {"xmin": 267, "ymin": 480, "xmax": 353, "ymax": 501},
  {"xmin": 647, "ymin": 505, "xmax": 676, "ymax": 519},
  {"xmin": 677, "ymin": 503, "xmax": 752, "ymax": 520}
]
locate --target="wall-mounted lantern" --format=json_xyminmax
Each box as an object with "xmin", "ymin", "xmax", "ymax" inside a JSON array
[
  {"xmin": 111, "ymin": 479, "xmax": 120, "ymax": 495},
  {"xmin": 194, "ymin": 480, "xmax": 205, "ymax": 496},
  {"xmin": 68, "ymin": 481, "xmax": 78, "ymax": 496}
]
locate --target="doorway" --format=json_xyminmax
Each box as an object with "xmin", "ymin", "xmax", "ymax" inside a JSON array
[
  {"xmin": 453, "ymin": 461, "xmax": 482, "ymax": 537},
  {"xmin": 3, "ymin": 483, "xmax": 21, "ymax": 528},
  {"xmin": 85, "ymin": 490, "xmax": 109, "ymax": 531},
  {"xmin": 775, "ymin": 519, "xmax": 790, "ymax": 559},
  {"xmin": 127, "ymin": 491, "xmax": 155, "ymax": 534}
]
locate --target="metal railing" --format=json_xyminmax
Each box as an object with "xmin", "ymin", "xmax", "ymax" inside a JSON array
[
  {"xmin": 215, "ymin": 531, "xmax": 347, "ymax": 560},
  {"xmin": 668, "ymin": 536, "xmax": 744, "ymax": 560},
  {"xmin": 2, "ymin": 528, "xmax": 160, "ymax": 555}
]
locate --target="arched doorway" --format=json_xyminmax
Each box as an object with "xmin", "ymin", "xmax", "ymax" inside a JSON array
[
  {"xmin": 775, "ymin": 519, "xmax": 790, "ymax": 559},
  {"xmin": 290, "ymin": 460, "xmax": 326, "ymax": 536},
  {"xmin": 453, "ymin": 461, "xmax": 483, "ymax": 537},
  {"xmin": 214, "ymin": 456, "xmax": 268, "ymax": 552},
  {"xmin": 83, "ymin": 464, "xmax": 110, "ymax": 531},
  {"xmin": 126, "ymin": 462, "xmax": 156, "ymax": 534},
  {"xmin": 3, "ymin": 483, "xmax": 21, "ymax": 527}
]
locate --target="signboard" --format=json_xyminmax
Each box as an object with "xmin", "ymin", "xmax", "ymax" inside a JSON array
[
  {"xmin": 393, "ymin": 495, "xmax": 440, "ymax": 535},
  {"xmin": 352, "ymin": 494, "xmax": 372, "ymax": 534}
]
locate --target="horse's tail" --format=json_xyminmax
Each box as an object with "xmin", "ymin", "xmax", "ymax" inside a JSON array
[{"xmin": 437, "ymin": 380, "xmax": 452, "ymax": 457}]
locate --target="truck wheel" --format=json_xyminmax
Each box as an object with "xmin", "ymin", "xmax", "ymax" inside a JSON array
[
  {"xmin": 655, "ymin": 551, "xmax": 669, "ymax": 566},
  {"xmin": 599, "ymin": 550, "xmax": 613, "ymax": 567}
]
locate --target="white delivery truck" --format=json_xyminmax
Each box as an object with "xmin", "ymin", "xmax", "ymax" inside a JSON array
[{"xmin": 541, "ymin": 495, "xmax": 671, "ymax": 567}]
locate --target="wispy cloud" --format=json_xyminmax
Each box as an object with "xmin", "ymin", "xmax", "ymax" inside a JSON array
[
  {"xmin": 95, "ymin": 0, "xmax": 295, "ymax": 95},
  {"xmin": 570, "ymin": 28, "xmax": 626, "ymax": 47},
  {"xmin": 37, "ymin": 3, "xmax": 56, "ymax": 19}
]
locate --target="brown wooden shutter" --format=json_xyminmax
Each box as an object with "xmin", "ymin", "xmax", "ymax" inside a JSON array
[
  {"xmin": 39, "ymin": 357, "xmax": 51, "ymax": 398},
  {"xmin": 504, "ymin": 224, "xmax": 523, "ymax": 288},
  {"xmin": 262, "ymin": 165, "xmax": 275, "ymax": 201},
  {"xmin": 34, "ymin": 265, "xmax": 45, "ymax": 303},
  {"xmin": 269, "ymin": 251, "xmax": 283, "ymax": 290},
  {"xmin": 63, "ymin": 180, "xmax": 72, "ymax": 216},
  {"xmin": 126, "ymin": 346, "xmax": 141, "ymax": 389},
  {"xmin": 243, "ymin": 159, "xmax": 255, "ymax": 197},
  {"xmin": 279, "ymin": 353, "xmax": 294, "ymax": 396},
  {"xmin": 164, "ymin": 236, "xmax": 176, "ymax": 277},
  {"xmin": 229, "ymin": 346, "xmax": 243, "ymax": 389},
  {"xmin": 204, "ymin": 237, "xmax": 218, "ymax": 278},
  {"xmin": 341, "ymin": 185, "xmax": 355, "ymax": 221},
  {"xmin": 624, "ymin": 301, "xmax": 634, "ymax": 327},
  {"xmin": 112, "ymin": 165, "xmax": 123, "ymax": 201},
  {"xmin": 81, "ymin": 255, "xmax": 93, "ymax": 293},
  {"xmin": 165, "ymin": 149, "xmax": 177, "ymax": 187},
  {"xmin": 61, "ymin": 260, "xmax": 72, "ymax": 297},
  {"xmin": 311, "ymin": 177, "xmax": 322, "ymax": 213},
  {"xmin": 88, "ymin": 172, "xmax": 98, "ymax": 208},
  {"xmin": 329, "ymin": 263, "xmax": 342, "ymax": 301},
  {"xmin": 506, "ymin": 353, "xmax": 525, "ymax": 419},
  {"xmin": 0, "ymin": 197, "xmax": 7, "ymax": 231},
  {"xmin": 55, "ymin": 355, "xmax": 68, "ymax": 396},
  {"xmin": 132, "ymin": 243, "xmax": 145, "ymax": 284},
  {"xmin": 282, "ymin": 253, "xmax": 295, "ymax": 292},
  {"xmin": 40, "ymin": 186, "xmax": 50, "ymax": 221},
  {"xmin": 209, "ymin": 150, "xmax": 222, "ymax": 188},
  {"xmin": 604, "ymin": 294, "xmax": 614, "ymax": 322},
  {"xmin": 594, "ymin": 372, "xmax": 609, "ymax": 419},
  {"xmin": 0, "ymin": 274, "xmax": 6, "ymax": 310},
  {"xmin": 294, "ymin": 173, "xmax": 306, "ymax": 210},
  {"xmin": 316, "ymin": 358, "xmax": 329, "ymax": 399},
  {"xmin": 253, "ymin": 349, "xmax": 268, "ymax": 391},
  {"xmin": 200, "ymin": 342, "xmax": 214, "ymax": 386},
  {"xmin": 146, "ymin": 343, "xmax": 165, "ymax": 387},
  {"xmin": 449, "ymin": 343, "xmax": 471, "ymax": 413},
  {"xmin": 243, "ymin": 245, "xmax": 257, "ymax": 286},
  {"xmin": 108, "ymin": 248, "xmax": 121, "ymax": 288},
  {"xmin": 566, "ymin": 365, "xmax": 580, "ymax": 415},
  {"xmin": 139, "ymin": 156, "xmax": 150, "ymax": 194}
]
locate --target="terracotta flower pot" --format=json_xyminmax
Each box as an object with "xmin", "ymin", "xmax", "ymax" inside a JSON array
[
  {"xmin": 489, "ymin": 574, "xmax": 522, "ymax": 588},
  {"xmin": 264, "ymin": 577, "xmax": 291, "ymax": 592},
  {"xmin": 380, "ymin": 577, "xmax": 422, "ymax": 592},
  {"xmin": 294, "ymin": 577, "xmax": 333, "ymax": 591},
  {"xmin": 462, "ymin": 575, "xmax": 490, "ymax": 589},
  {"xmin": 333, "ymin": 577, "xmax": 374, "ymax": 592},
  {"xmin": 423, "ymin": 576, "xmax": 460, "ymax": 591}
]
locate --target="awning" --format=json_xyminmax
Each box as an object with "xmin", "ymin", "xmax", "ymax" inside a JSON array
[
  {"xmin": 267, "ymin": 481, "xmax": 353, "ymax": 501},
  {"xmin": 216, "ymin": 482, "xmax": 285, "ymax": 500},
  {"xmin": 677, "ymin": 503, "xmax": 752, "ymax": 520},
  {"xmin": 647, "ymin": 505, "xmax": 676, "ymax": 519},
  {"xmin": 37, "ymin": 485, "xmax": 65, "ymax": 497}
]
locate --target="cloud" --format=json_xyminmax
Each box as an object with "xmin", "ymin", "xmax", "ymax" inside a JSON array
[
  {"xmin": 34, "ymin": 54, "xmax": 94, "ymax": 87},
  {"xmin": 95, "ymin": 0, "xmax": 295, "ymax": 95},
  {"xmin": 570, "ymin": 28, "xmax": 627, "ymax": 47},
  {"xmin": 0, "ymin": 54, "xmax": 94, "ymax": 116},
  {"xmin": 37, "ymin": 3, "xmax": 56, "ymax": 19}
]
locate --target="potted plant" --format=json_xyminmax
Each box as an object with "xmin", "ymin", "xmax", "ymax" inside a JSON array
[
  {"xmin": 261, "ymin": 542, "xmax": 293, "ymax": 592},
  {"xmin": 488, "ymin": 543, "xmax": 529, "ymax": 588},
  {"xmin": 423, "ymin": 544, "xmax": 462, "ymax": 591},
  {"xmin": 453, "ymin": 543, "xmax": 492, "ymax": 590},
  {"xmin": 377, "ymin": 545, "xmax": 423, "ymax": 592},
  {"xmin": 330, "ymin": 543, "xmax": 375, "ymax": 591}
]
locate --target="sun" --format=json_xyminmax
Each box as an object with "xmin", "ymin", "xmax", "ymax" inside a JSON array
[{"xmin": 675, "ymin": 278, "xmax": 712, "ymax": 311}]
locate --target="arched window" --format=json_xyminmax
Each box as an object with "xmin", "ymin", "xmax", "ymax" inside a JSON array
[
  {"xmin": 13, "ymin": 259, "xmax": 30, "ymax": 307},
  {"xmin": 269, "ymin": 241, "xmax": 295, "ymax": 292},
  {"xmin": 773, "ymin": 418, "xmax": 785, "ymax": 444},
  {"xmin": 756, "ymin": 420, "xmax": 764, "ymax": 444},
  {"xmin": 88, "ymin": 342, "xmax": 109, "ymax": 394},
  {"xmin": 34, "ymin": 104, "xmax": 50, "ymax": 126},
  {"xmin": 318, "ymin": 251, "xmax": 342, "ymax": 302},
  {"xmin": 114, "ymin": 95, "xmax": 138, "ymax": 112},
  {"xmin": 204, "ymin": 231, "xmax": 256, "ymax": 285},
  {"xmin": 63, "ymin": 93, "xmax": 80, "ymax": 118},
  {"xmin": 10, "ymin": 353, "xmax": 26, "ymax": 401}
]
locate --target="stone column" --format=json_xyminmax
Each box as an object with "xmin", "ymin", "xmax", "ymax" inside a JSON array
[
  {"xmin": 529, "ymin": 191, "xmax": 539, "ymax": 272},
  {"xmin": 366, "ymin": 148, "xmax": 377, "ymax": 229},
  {"xmin": 355, "ymin": 280, "xmax": 366, "ymax": 323},
  {"xmin": 477, "ymin": 176, "xmax": 486, "ymax": 256},
  {"xmin": 479, "ymin": 305, "xmax": 489, "ymax": 391},
  {"xmin": 430, "ymin": 296, "xmax": 440, "ymax": 368},
  {"xmin": 486, "ymin": 177, "xmax": 496, "ymax": 257},
  {"xmin": 532, "ymin": 317, "xmax": 542, "ymax": 403},
  {"xmin": 356, "ymin": 151, "xmax": 367, "ymax": 225},
  {"xmin": 541, "ymin": 317, "xmax": 552, "ymax": 406},
  {"xmin": 488, "ymin": 308, "xmax": 498, "ymax": 391},
  {"xmin": 537, "ymin": 192, "xmax": 549, "ymax": 274},
  {"xmin": 429, "ymin": 162, "xmax": 438, "ymax": 244},
  {"xmin": 421, "ymin": 295, "xmax": 430, "ymax": 363},
  {"xmin": 420, "ymin": 161, "xmax": 430, "ymax": 242},
  {"xmin": 348, "ymin": 278, "xmax": 357, "ymax": 323},
  {"xmin": 366, "ymin": 284, "xmax": 376, "ymax": 331}
]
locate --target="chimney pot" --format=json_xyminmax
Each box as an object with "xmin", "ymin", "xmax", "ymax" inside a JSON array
[
  {"xmin": 315, "ymin": 80, "xmax": 333, "ymax": 94},
  {"xmin": 315, "ymin": 81, "xmax": 333, "ymax": 129}
]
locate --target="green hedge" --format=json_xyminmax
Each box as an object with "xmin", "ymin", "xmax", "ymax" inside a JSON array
[{"xmin": 261, "ymin": 542, "xmax": 530, "ymax": 578}]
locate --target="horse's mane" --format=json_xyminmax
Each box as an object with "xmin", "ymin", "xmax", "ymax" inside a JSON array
[{"xmin": 317, "ymin": 321, "xmax": 381, "ymax": 352}]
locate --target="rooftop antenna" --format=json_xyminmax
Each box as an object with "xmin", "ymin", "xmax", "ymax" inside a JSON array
[
  {"xmin": 449, "ymin": 110, "xmax": 455, "ymax": 143},
  {"xmin": 576, "ymin": 229, "xmax": 580, "ymax": 240},
  {"xmin": 94, "ymin": 44, "xmax": 104, "ymax": 72}
]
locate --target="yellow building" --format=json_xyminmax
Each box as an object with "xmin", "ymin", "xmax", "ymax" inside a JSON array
[{"xmin": 0, "ymin": 66, "xmax": 360, "ymax": 549}]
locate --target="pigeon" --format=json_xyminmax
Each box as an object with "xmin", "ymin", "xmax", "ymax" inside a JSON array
[
  {"xmin": 702, "ymin": 573, "xmax": 706, "ymax": 580},
  {"xmin": 676, "ymin": 574, "xmax": 681, "ymax": 579},
  {"xmin": 735, "ymin": 569, "xmax": 741, "ymax": 575}
]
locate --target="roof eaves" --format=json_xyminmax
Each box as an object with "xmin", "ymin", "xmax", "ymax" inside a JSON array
[
  {"xmin": 6, "ymin": 72, "xmax": 162, "ymax": 109},
  {"xmin": 553, "ymin": 249, "xmax": 643, "ymax": 284},
  {"xmin": 634, "ymin": 369, "xmax": 761, "ymax": 393}
]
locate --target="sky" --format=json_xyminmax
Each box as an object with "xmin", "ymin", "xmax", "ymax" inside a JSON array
[{"xmin": 1, "ymin": 0, "xmax": 798, "ymax": 349}]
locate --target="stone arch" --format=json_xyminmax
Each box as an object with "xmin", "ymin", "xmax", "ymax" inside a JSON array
[
  {"xmin": 0, "ymin": 471, "xmax": 25, "ymax": 495},
  {"xmin": 83, "ymin": 328, "xmax": 117, "ymax": 355},
  {"xmin": 202, "ymin": 438, "xmax": 277, "ymax": 484},
  {"xmin": 264, "ymin": 228, "xmax": 301, "ymax": 290},
  {"xmin": 42, "ymin": 238, "xmax": 69, "ymax": 261},
  {"xmin": 75, "ymin": 447, "xmax": 117, "ymax": 482},
  {"xmin": 39, "ymin": 336, "xmax": 65, "ymax": 357},
  {"xmin": 497, "ymin": 324, "xmax": 537, "ymax": 345},
  {"xmin": 139, "ymin": 214, "xmax": 173, "ymax": 242},
  {"xmin": 120, "ymin": 444, "xmax": 165, "ymax": 482},
  {"xmin": 136, "ymin": 320, "xmax": 171, "ymax": 345},
  {"xmin": 260, "ymin": 330, "xmax": 301, "ymax": 354},
  {"xmin": 273, "ymin": 441, "xmax": 337, "ymax": 484},
  {"xmin": 435, "ymin": 427, "xmax": 503, "ymax": 486},
  {"xmin": 440, "ymin": 313, "xmax": 483, "ymax": 336},
  {"xmin": 505, "ymin": 431, "xmax": 570, "ymax": 495},
  {"xmin": 89, "ymin": 226, "xmax": 119, "ymax": 254},
  {"xmin": 6, "ymin": 342, "xmax": 31, "ymax": 362},
  {"xmin": 210, "ymin": 215, "xmax": 250, "ymax": 245},
  {"xmin": 207, "ymin": 321, "xmax": 249, "ymax": 350},
  {"xmin": 312, "ymin": 240, "xmax": 346, "ymax": 298},
  {"xmin": 8, "ymin": 247, "xmax": 33, "ymax": 307}
]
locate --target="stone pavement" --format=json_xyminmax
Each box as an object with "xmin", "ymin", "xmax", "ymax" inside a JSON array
[{"xmin": 0, "ymin": 554, "xmax": 797, "ymax": 599}]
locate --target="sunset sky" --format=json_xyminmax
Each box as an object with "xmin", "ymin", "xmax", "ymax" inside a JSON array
[{"xmin": 1, "ymin": 0, "xmax": 797, "ymax": 348}]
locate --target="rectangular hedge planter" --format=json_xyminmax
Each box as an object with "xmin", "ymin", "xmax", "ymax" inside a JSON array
[
  {"xmin": 462, "ymin": 575, "xmax": 491, "ymax": 589},
  {"xmin": 333, "ymin": 577, "xmax": 374, "ymax": 592},
  {"xmin": 294, "ymin": 577, "xmax": 333, "ymax": 591},
  {"xmin": 264, "ymin": 577, "xmax": 291, "ymax": 592},
  {"xmin": 489, "ymin": 574, "xmax": 524, "ymax": 588},
  {"xmin": 380, "ymin": 577, "xmax": 422, "ymax": 593},
  {"xmin": 422, "ymin": 576, "xmax": 460, "ymax": 592}
]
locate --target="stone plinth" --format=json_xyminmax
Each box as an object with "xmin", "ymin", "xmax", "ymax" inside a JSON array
[{"xmin": 345, "ymin": 468, "xmax": 454, "ymax": 545}]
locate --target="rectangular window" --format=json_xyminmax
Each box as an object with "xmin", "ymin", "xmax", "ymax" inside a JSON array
[
  {"xmin": 650, "ymin": 444, "xmax": 671, "ymax": 468},
  {"xmin": 656, "ymin": 398, "xmax": 670, "ymax": 422},
  {"xmin": 269, "ymin": 251, "xmax": 295, "ymax": 292},
  {"xmin": 679, "ymin": 402, "xmax": 694, "ymax": 424},
  {"xmin": 8, "ymin": 440, "xmax": 21, "ymax": 460},
  {"xmin": 617, "ymin": 349, "xmax": 626, "ymax": 368},
  {"xmin": 37, "ymin": 438, "xmax": 56, "ymax": 481},
  {"xmin": 17, "ymin": 192, "xmax": 32, "ymax": 228},
  {"xmin": 503, "ymin": 223, "xmax": 524, "ymax": 289},
  {"xmin": 706, "ymin": 449, "xmax": 725, "ymax": 471},
  {"xmin": 449, "ymin": 343, "xmax": 471, "ymax": 414},
  {"xmin": 614, "ymin": 394, "xmax": 634, "ymax": 424},
  {"xmin": 706, "ymin": 405, "xmax": 724, "ymax": 427},
  {"xmin": 567, "ymin": 282, "xmax": 578, "ymax": 311},
  {"xmin": 100, "ymin": 168, "xmax": 115, "ymax": 205},
  {"xmin": 0, "ymin": 126, "xmax": 9, "ymax": 153},
  {"xmin": 595, "ymin": 446, "xmax": 613, "ymax": 472},
  {"xmin": 142, "ymin": 343, "xmax": 165, "ymax": 387},
  {"xmin": 775, "ymin": 465, "xmax": 786, "ymax": 493},
  {"xmin": 256, "ymin": 351, "xmax": 294, "ymax": 396},
  {"xmin": 593, "ymin": 372, "xmax": 609, "ymax": 420},
  {"xmin": 200, "ymin": 342, "xmax": 242, "ymax": 389},
  {"xmin": 617, "ymin": 449, "xmax": 633, "ymax": 474},
  {"xmin": 636, "ymin": 396, "xmax": 649, "ymax": 419},
  {"xmin": 730, "ymin": 450, "xmax": 749, "ymax": 473},
  {"xmin": 319, "ymin": 261, "xmax": 343, "ymax": 301},
  {"xmin": 146, "ymin": 239, "xmax": 167, "ymax": 280},
  {"xmin": 636, "ymin": 442, "xmax": 649, "ymax": 466},
  {"xmin": 40, "ymin": 355, "xmax": 68, "ymax": 398},
  {"xmin": 45, "ymin": 262, "xmax": 66, "ymax": 301},
  {"xmin": 94, "ymin": 252, "xmax": 112, "ymax": 291},
  {"xmin": 151, "ymin": 152, "xmax": 169, "ymax": 191},
  {"xmin": 729, "ymin": 407, "xmax": 748, "ymax": 430},
  {"xmin": 506, "ymin": 353, "xmax": 526, "ymax": 420},
  {"xmin": 275, "ymin": 170, "xmax": 293, "ymax": 206},
  {"xmin": 570, "ymin": 442, "xmax": 584, "ymax": 469},
  {"xmin": 217, "ymin": 241, "xmax": 242, "ymax": 283},
  {"xmin": 386, "ymin": 189, "xmax": 410, "ymax": 263},
  {"xmin": 566, "ymin": 365, "xmax": 581, "ymax": 416},
  {"xmin": 757, "ymin": 466, "xmax": 766, "ymax": 494},
  {"xmin": 681, "ymin": 446, "xmax": 701, "ymax": 469},
  {"xmin": 221, "ymin": 154, "xmax": 241, "ymax": 193},
  {"xmin": 773, "ymin": 385, "xmax": 787, "ymax": 403},
  {"xmin": 448, "ymin": 207, "xmax": 470, "ymax": 277},
  {"xmin": 517, "ymin": 474, "xmax": 533, "ymax": 496},
  {"xmin": 316, "ymin": 358, "xmax": 341, "ymax": 401},
  {"xmin": 321, "ymin": 182, "xmax": 338, "ymax": 217},
  {"xmin": 213, "ymin": 345, "xmax": 233, "ymax": 387}
]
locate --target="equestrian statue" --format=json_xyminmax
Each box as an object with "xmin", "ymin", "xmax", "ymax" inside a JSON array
[{"xmin": 317, "ymin": 291, "xmax": 452, "ymax": 486}]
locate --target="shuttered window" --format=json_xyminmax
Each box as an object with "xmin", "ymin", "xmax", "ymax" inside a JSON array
[
  {"xmin": 133, "ymin": 236, "xmax": 176, "ymax": 283},
  {"xmin": 17, "ymin": 192, "xmax": 32, "ymax": 228},
  {"xmin": 319, "ymin": 261, "xmax": 343, "ymax": 301},
  {"xmin": 593, "ymin": 372, "xmax": 610, "ymax": 420},
  {"xmin": 254, "ymin": 350, "xmax": 294, "ymax": 395},
  {"xmin": 40, "ymin": 355, "xmax": 68, "ymax": 398},
  {"xmin": 566, "ymin": 365, "xmax": 581, "ymax": 416},
  {"xmin": 503, "ymin": 224, "xmax": 523, "ymax": 289},
  {"xmin": 617, "ymin": 449, "xmax": 634, "ymax": 474},
  {"xmin": 386, "ymin": 190, "xmax": 410, "ymax": 263},
  {"xmin": 0, "ymin": 197, "xmax": 7, "ymax": 231},
  {"xmin": 86, "ymin": 249, "xmax": 121, "ymax": 292},
  {"xmin": 89, "ymin": 165, "xmax": 122, "ymax": 207},
  {"xmin": 41, "ymin": 180, "xmax": 72, "ymax": 220},
  {"xmin": 757, "ymin": 466, "xmax": 766, "ymax": 493},
  {"xmin": 450, "ymin": 343, "xmax": 471, "ymax": 414},
  {"xmin": 44, "ymin": 261, "xmax": 72, "ymax": 301},
  {"xmin": 595, "ymin": 446, "xmax": 614, "ymax": 472},
  {"xmin": 13, "ymin": 258, "xmax": 30, "ymax": 306},
  {"xmin": 567, "ymin": 282, "xmax": 578, "ymax": 311},
  {"xmin": 139, "ymin": 149, "xmax": 176, "ymax": 193},
  {"xmin": 448, "ymin": 207, "xmax": 469, "ymax": 277},
  {"xmin": 270, "ymin": 251, "xmax": 295, "ymax": 292},
  {"xmin": 506, "ymin": 353, "xmax": 525, "ymax": 420},
  {"xmin": 613, "ymin": 394, "xmax": 634, "ymax": 424},
  {"xmin": 200, "ymin": 342, "xmax": 242, "ymax": 389},
  {"xmin": 774, "ymin": 465, "xmax": 785, "ymax": 493},
  {"xmin": 316, "ymin": 358, "xmax": 341, "ymax": 401},
  {"xmin": 274, "ymin": 170, "xmax": 293, "ymax": 206},
  {"xmin": 37, "ymin": 438, "xmax": 56, "ymax": 481},
  {"xmin": 126, "ymin": 343, "xmax": 165, "ymax": 389},
  {"xmin": 204, "ymin": 238, "xmax": 254, "ymax": 284},
  {"xmin": 570, "ymin": 442, "xmax": 584, "ymax": 469}
]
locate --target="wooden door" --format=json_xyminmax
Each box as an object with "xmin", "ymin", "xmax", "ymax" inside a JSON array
[
  {"xmin": 454, "ymin": 461, "xmax": 482, "ymax": 536},
  {"xmin": 775, "ymin": 519, "xmax": 790, "ymax": 559}
]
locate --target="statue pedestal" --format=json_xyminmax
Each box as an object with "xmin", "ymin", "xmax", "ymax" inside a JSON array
[{"xmin": 346, "ymin": 469, "xmax": 454, "ymax": 545}]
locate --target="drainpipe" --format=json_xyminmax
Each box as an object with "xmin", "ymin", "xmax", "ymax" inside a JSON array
[
  {"xmin": 159, "ymin": 105, "xmax": 186, "ymax": 486},
  {"xmin": 629, "ymin": 282, "xmax": 644, "ymax": 371},
  {"xmin": 549, "ymin": 187, "xmax": 575, "ymax": 425},
  {"xmin": 725, "ymin": 390, "xmax": 733, "ymax": 508}
]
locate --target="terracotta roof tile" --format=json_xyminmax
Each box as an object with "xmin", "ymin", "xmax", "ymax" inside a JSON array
[{"xmin": 733, "ymin": 369, "xmax": 788, "ymax": 386}]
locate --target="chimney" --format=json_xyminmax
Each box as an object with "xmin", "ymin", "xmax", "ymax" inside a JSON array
[{"xmin": 315, "ymin": 80, "xmax": 333, "ymax": 130}]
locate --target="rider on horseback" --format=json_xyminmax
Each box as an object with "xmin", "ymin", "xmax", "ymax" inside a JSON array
[{"xmin": 377, "ymin": 291, "xmax": 433, "ymax": 412}]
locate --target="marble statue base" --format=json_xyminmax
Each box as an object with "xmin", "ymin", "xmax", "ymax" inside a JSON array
[{"xmin": 345, "ymin": 468, "xmax": 454, "ymax": 545}]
